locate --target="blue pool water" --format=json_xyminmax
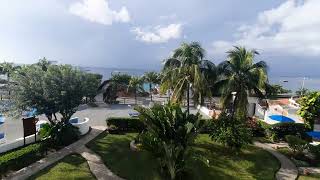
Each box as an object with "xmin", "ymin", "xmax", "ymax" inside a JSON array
[
  {"xmin": 0, "ymin": 114, "xmax": 4, "ymax": 125},
  {"xmin": 269, "ymin": 115, "xmax": 295, "ymax": 123},
  {"xmin": 307, "ymin": 131, "xmax": 320, "ymax": 140}
]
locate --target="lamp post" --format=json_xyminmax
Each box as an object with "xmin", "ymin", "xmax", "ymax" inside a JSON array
[{"xmin": 231, "ymin": 92, "xmax": 237, "ymax": 116}]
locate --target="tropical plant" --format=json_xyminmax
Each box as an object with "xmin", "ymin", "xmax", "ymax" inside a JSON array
[
  {"xmin": 98, "ymin": 73, "xmax": 131, "ymax": 104},
  {"xmin": 296, "ymin": 87, "xmax": 309, "ymax": 96},
  {"xmin": 217, "ymin": 46, "xmax": 268, "ymax": 118},
  {"xmin": 83, "ymin": 73, "xmax": 102, "ymax": 102},
  {"xmin": 298, "ymin": 92, "xmax": 320, "ymax": 129},
  {"xmin": 128, "ymin": 76, "xmax": 144, "ymax": 104},
  {"xmin": 134, "ymin": 104, "xmax": 205, "ymax": 179},
  {"xmin": 161, "ymin": 42, "xmax": 217, "ymax": 114},
  {"xmin": 209, "ymin": 112, "xmax": 252, "ymax": 151},
  {"xmin": 285, "ymin": 135, "xmax": 308, "ymax": 156},
  {"xmin": 265, "ymin": 84, "xmax": 291, "ymax": 97},
  {"xmin": 143, "ymin": 71, "xmax": 160, "ymax": 101}
]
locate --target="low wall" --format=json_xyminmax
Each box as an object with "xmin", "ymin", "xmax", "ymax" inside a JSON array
[
  {"xmin": 0, "ymin": 134, "xmax": 40, "ymax": 154},
  {"xmin": 70, "ymin": 118, "xmax": 90, "ymax": 135}
]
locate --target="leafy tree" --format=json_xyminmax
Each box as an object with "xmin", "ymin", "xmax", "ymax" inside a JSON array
[
  {"xmin": 128, "ymin": 76, "xmax": 144, "ymax": 104},
  {"xmin": 265, "ymin": 84, "xmax": 291, "ymax": 97},
  {"xmin": 298, "ymin": 92, "xmax": 320, "ymax": 129},
  {"xmin": 285, "ymin": 135, "xmax": 308, "ymax": 156},
  {"xmin": 83, "ymin": 73, "xmax": 102, "ymax": 102},
  {"xmin": 11, "ymin": 64, "xmax": 90, "ymax": 124},
  {"xmin": 218, "ymin": 46, "xmax": 268, "ymax": 118},
  {"xmin": 0, "ymin": 62, "xmax": 20, "ymax": 98},
  {"xmin": 161, "ymin": 42, "xmax": 217, "ymax": 114},
  {"xmin": 98, "ymin": 73, "xmax": 131, "ymax": 104},
  {"xmin": 143, "ymin": 71, "xmax": 160, "ymax": 101},
  {"xmin": 135, "ymin": 104, "xmax": 205, "ymax": 180},
  {"xmin": 209, "ymin": 112, "xmax": 252, "ymax": 151}
]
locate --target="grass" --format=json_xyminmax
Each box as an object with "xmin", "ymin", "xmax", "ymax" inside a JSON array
[
  {"xmin": 28, "ymin": 154, "xmax": 96, "ymax": 180},
  {"xmin": 87, "ymin": 132, "xmax": 280, "ymax": 180},
  {"xmin": 299, "ymin": 174, "xmax": 320, "ymax": 180}
]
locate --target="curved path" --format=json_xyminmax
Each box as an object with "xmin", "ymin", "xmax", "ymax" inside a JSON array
[
  {"xmin": 4, "ymin": 126, "xmax": 122, "ymax": 180},
  {"xmin": 254, "ymin": 142, "xmax": 298, "ymax": 180}
]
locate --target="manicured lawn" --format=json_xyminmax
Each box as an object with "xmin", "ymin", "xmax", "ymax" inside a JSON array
[
  {"xmin": 29, "ymin": 154, "xmax": 96, "ymax": 180},
  {"xmin": 299, "ymin": 174, "xmax": 320, "ymax": 180},
  {"xmin": 87, "ymin": 132, "xmax": 280, "ymax": 180}
]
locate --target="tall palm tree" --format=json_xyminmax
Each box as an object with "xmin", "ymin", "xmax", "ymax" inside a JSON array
[
  {"xmin": 128, "ymin": 76, "xmax": 144, "ymax": 104},
  {"xmin": 143, "ymin": 72, "xmax": 160, "ymax": 102},
  {"xmin": 161, "ymin": 42, "xmax": 216, "ymax": 114},
  {"xmin": 218, "ymin": 46, "xmax": 268, "ymax": 117}
]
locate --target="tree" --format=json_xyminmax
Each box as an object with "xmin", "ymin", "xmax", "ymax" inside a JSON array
[
  {"xmin": 134, "ymin": 104, "xmax": 205, "ymax": 179},
  {"xmin": 0, "ymin": 62, "xmax": 20, "ymax": 98},
  {"xmin": 83, "ymin": 73, "xmax": 102, "ymax": 102},
  {"xmin": 128, "ymin": 76, "xmax": 144, "ymax": 104},
  {"xmin": 265, "ymin": 84, "xmax": 291, "ymax": 98},
  {"xmin": 218, "ymin": 46, "xmax": 268, "ymax": 118},
  {"xmin": 296, "ymin": 87, "xmax": 309, "ymax": 96},
  {"xmin": 143, "ymin": 71, "xmax": 160, "ymax": 101},
  {"xmin": 11, "ymin": 64, "xmax": 90, "ymax": 124},
  {"xmin": 298, "ymin": 92, "xmax": 320, "ymax": 129},
  {"xmin": 161, "ymin": 42, "xmax": 217, "ymax": 114},
  {"xmin": 98, "ymin": 73, "xmax": 131, "ymax": 104}
]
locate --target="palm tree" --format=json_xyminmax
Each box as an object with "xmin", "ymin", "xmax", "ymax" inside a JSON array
[
  {"xmin": 128, "ymin": 76, "xmax": 144, "ymax": 104},
  {"xmin": 161, "ymin": 42, "xmax": 216, "ymax": 114},
  {"xmin": 218, "ymin": 46, "xmax": 268, "ymax": 117},
  {"xmin": 143, "ymin": 72, "xmax": 160, "ymax": 102}
]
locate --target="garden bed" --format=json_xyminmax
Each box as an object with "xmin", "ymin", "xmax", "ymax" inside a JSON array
[{"xmin": 87, "ymin": 132, "xmax": 280, "ymax": 180}]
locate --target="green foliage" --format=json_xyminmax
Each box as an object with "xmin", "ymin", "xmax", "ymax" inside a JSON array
[
  {"xmin": 218, "ymin": 46, "xmax": 268, "ymax": 118},
  {"xmin": 128, "ymin": 76, "xmax": 144, "ymax": 104},
  {"xmin": 285, "ymin": 135, "xmax": 308, "ymax": 155},
  {"xmin": 296, "ymin": 87, "xmax": 309, "ymax": 96},
  {"xmin": 106, "ymin": 117, "xmax": 145, "ymax": 132},
  {"xmin": 0, "ymin": 143, "xmax": 44, "ymax": 175},
  {"xmin": 11, "ymin": 63, "xmax": 93, "ymax": 124},
  {"xmin": 134, "ymin": 104, "xmax": 205, "ymax": 180},
  {"xmin": 161, "ymin": 42, "xmax": 217, "ymax": 109},
  {"xmin": 298, "ymin": 92, "xmax": 320, "ymax": 129},
  {"xmin": 265, "ymin": 84, "xmax": 291, "ymax": 97},
  {"xmin": 210, "ymin": 112, "xmax": 252, "ymax": 151},
  {"xmin": 266, "ymin": 123, "xmax": 310, "ymax": 142},
  {"xmin": 39, "ymin": 122, "xmax": 80, "ymax": 147},
  {"xmin": 143, "ymin": 71, "xmax": 160, "ymax": 101},
  {"xmin": 309, "ymin": 145, "xmax": 320, "ymax": 159},
  {"xmin": 83, "ymin": 73, "xmax": 102, "ymax": 102}
]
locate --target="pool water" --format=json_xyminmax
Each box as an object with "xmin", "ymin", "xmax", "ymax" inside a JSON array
[
  {"xmin": 269, "ymin": 115, "xmax": 295, "ymax": 123},
  {"xmin": 307, "ymin": 131, "xmax": 320, "ymax": 140}
]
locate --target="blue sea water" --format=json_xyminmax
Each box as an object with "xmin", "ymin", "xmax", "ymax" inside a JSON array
[{"xmin": 82, "ymin": 66, "xmax": 320, "ymax": 92}]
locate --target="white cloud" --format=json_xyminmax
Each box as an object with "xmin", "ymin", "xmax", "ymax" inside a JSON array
[
  {"xmin": 69, "ymin": 0, "xmax": 130, "ymax": 25},
  {"xmin": 211, "ymin": 0, "xmax": 320, "ymax": 56},
  {"xmin": 131, "ymin": 24, "xmax": 183, "ymax": 43}
]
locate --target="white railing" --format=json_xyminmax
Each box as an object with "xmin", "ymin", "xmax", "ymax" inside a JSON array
[{"xmin": 0, "ymin": 134, "xmax": 40, "ymax": 154}]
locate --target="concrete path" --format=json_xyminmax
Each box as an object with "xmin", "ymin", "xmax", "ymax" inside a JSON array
[
  {"xmin": 3, "ymin": 126, "xmax": 122, "ymax": 180},
  {"xmin": 298, "ymin": 167, "xmax": 320, "ymax": 174},
  {"xmin": 254, "ymin": 142, "xmax": 298, "ymax": 180}
]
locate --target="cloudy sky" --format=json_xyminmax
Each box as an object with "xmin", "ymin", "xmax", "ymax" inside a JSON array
[{"xmin": 0, "ymin": 0, "xmax": 319, "ymax": 76}]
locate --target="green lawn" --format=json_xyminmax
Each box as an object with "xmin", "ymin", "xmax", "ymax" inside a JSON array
[
  {"xmin": 299, "ymin": 174, "xmax": 320, "ymax": 180},
  {"xmin": 29, "ymin": 154, "xmax": 96, "ymax": 180},
  {"xmin": 87, "ymin": 132, "xmax": 280, "ymax": 180}
]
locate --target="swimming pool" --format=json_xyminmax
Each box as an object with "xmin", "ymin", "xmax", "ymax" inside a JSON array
[
  {"xmin": 307, "ymin": 131, "xmax": 320, "ymax": 140},
  {"xmin": 269, "ymin": 115, "xmax": 295, "ymax": 123}
]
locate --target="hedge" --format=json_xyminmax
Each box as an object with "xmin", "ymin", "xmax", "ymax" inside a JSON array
[
  {"xmin": 266, "ymin": 123, "xmax": 311, "ymax": 142},
  {"xmin": 0, "ymin": 143, "xmax": 44, "ymax": 175},
  {"xmin": 106, "ymin": 117, "xmax": 145, "ymax": 132}
]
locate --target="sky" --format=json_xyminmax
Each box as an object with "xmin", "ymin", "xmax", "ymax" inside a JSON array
[{"xmin": 0, "ymin": 0, "xmax": 319, "ymax": 77}]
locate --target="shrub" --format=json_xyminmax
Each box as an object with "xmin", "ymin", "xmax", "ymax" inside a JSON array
[
  {"xmin": 267, "ymin": 123, "xmax": 311, "ymax": 142},
  {"xmin": 106, "ymin": 117, "xmax": 145, "ymax": 132},
  {"xmin": 39, "ymin": 122, "xmax": 80, "ymax": 147},
  {"xmin": 210, "ymin": 112, "xmax": 252, "ymax": 151},
  {"xmin": 285, "ymin": 135, "xmax": 308, "ymax": 156},
  {"xmin": 0, "ymin": 143, "xmax": 44, "ymax": 175},
  {"xmin": 309, "ymin": 145, "xmax": 320, "ymax": 159},
  {"xmin": 247, "ymin": 118, "xmax": 271, "ymax": 137},
  {"xmin": 134, "ymin": 104, "xmax": 205, "ymax": 180}
]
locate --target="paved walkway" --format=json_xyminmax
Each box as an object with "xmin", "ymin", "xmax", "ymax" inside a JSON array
[
  {"xmin": 4, "ymin": 126, "xmax": 122, "ymax": 180},
  {"xmin": 254, "ymin": 142, "xmax": 298, "ymax": 180},
  {"xmin": 298, "ymin": 167, "xmax": 320, "ymax": 174}
]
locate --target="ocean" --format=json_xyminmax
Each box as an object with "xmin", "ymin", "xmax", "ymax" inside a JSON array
[{"xmin": 82, "ymin": 67, "xmax": 320, "ymax": 92}]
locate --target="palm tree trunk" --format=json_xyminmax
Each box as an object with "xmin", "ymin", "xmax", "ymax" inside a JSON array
[
  {"xmin": 135, "ymin": 89, "xmax": 137, "ymax": 105},
  {"xmin": 187, "ymin": 84, "xmax": 190, "ymax": 114},
  {"xmin": 149, "ymin": 83, "xmax": 152, "ymax": 101}
]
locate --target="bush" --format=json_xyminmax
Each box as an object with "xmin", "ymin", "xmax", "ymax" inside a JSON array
[
  {"xmin": 266, "ymin": 123, "xmax": 311, "ymax": 142},
  {"xmin": 106, "ymin": 117, "xmax": 145, "ymax": 132},
  {"xmin": 285, "ymin": 135, "xmax": 308, "ymax": 156},
  {"xmin": 210, "ymin": 113, "xmax": 252, "ymax": 151},
  {"xmin": 247, "ymin": 118, "xmax": 271, "ymax": 137},
  {"xmin": 309, "ymin": 145, "xmax": 320, "ymax": 159},
  {"xmin": 39, "ymin": 122, "xmax": 80, "ymax": 147},
  {"xmin": 0, "ymin": 143, "xmax": 44, "ymax": 175}
]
